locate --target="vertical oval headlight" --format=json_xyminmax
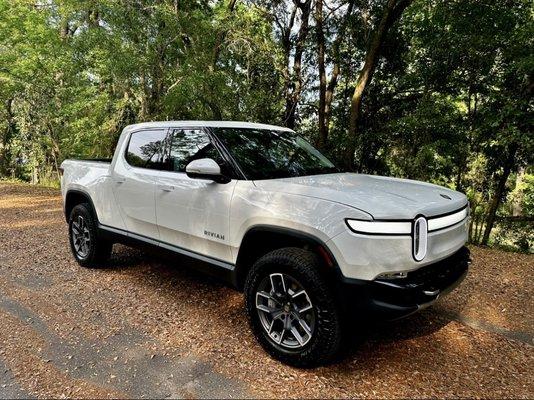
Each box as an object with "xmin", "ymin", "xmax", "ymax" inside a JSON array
[{"xmin": 413, "ymin": 217, "xmax": 428, "ymax": 261}]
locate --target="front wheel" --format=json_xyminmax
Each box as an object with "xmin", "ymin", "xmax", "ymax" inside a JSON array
[
  {"xmin": 244, "ymin": 248, "xmax": 342, "ymax": 367},
  {"xmin": 68, "ymin": 203, "xmax": 112, "ymax": 268}
]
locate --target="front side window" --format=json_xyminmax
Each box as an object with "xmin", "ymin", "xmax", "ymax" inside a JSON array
[
  {"xmin": 125, "ymin": 129, "xmax": 167, "ymax": 170},
  {"xmin": 213, "ymin": 128, "xmax": 338, "ymax": 180},
  {"xmin": 167, "ymin": 129, "xmax": 225, "ymax": 173}
]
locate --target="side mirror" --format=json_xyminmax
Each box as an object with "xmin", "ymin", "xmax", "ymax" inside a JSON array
[{"xmin": 185, "ymin": 158, "xmax": 230, "ymax": 183}]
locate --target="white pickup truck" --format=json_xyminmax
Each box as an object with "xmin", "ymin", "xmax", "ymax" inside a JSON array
[{"xmin": 61, "ymin": 121, "xmax": 470, "ymax": 366}]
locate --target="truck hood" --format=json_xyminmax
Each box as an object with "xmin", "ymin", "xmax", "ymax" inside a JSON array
[{"xmin": 253, "ymin": 173, "xmax": 467, "ymax": 220}]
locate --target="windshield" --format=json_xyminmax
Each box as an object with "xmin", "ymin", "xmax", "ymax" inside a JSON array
[{"xmin": 213, "ymin": 128, "xmax": 338, "ymax": 180}]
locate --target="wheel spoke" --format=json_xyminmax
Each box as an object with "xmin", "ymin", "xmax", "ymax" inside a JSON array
[
  {"xmin": 256, "ymin": 304, "xmax": 276, "ymax": 314},
  {"xmin": 269, "ymin": 273, "xmax": 287, "ymax": 294},
  {"xmin": 299, "ymin": 304, "xmax": 312, "ymax": 313},
  {"xmin": 257, "ymin": 290, "xmax": 279, "ymax": 304},
  {"xmin": 276, "ymin": 329, "xmax": 284, "ymax": 344},
  {"xmin": 268, "ymin": 320, "xmax": 275, "ymax": 334},
  {"xmin": 290, "ymin": 326, "xmax": 305, "ymax": 346},
  {"xmin": 298, "ymin": 319, "xmax": 312, "ymax": 336},
  {"xmin": 283, "ymin": 314, "xmax": 292, "ymax": 330},
  {"xmin": 293, "ymin": 290, "xmax": 313, "ymax": 313}
]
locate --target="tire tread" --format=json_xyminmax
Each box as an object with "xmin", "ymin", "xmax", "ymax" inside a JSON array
[
  {"xmin": 69, "ymin": 203, "xmax": 112, "ymax": 268},
  {"xmin": 244, "ymin": 247, "xmax": 342, "ymax": 367}
]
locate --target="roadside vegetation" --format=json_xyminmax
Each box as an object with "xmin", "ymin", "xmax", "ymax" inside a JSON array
[{"xmin": 0, "ymin": 0, "xmax": 532, "ymax": 251}]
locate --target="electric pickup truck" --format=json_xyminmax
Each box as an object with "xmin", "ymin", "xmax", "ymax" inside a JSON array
[{"xmin": 60, "ymin": 121, "xmax": 470, "ymax": 367}]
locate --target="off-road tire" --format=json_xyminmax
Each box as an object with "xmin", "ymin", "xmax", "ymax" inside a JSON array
[
  {"xmin": 244, "ymin": 247, "xmax": 342, "ymax": 367},
  {"xmin": 68, "ymin": 203, "xmax": 112, "ymax": 268}
]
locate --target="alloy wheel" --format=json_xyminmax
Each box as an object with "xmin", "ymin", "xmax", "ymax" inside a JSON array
[
  {"xmin": 71, "ymin": 215, "xmax": 91, "ymax": 259},
  {"xmin": 255, "ymin": 273, "xmax": 316, "ymax": 349}
]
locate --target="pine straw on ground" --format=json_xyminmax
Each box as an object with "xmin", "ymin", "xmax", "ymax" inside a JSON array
[{"xmin": 0, "ymin": 182, "xmax": 532, "ymax": 398}]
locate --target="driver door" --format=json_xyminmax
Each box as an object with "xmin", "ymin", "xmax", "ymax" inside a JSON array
[{"xmin": 155, "ymin": 128, "xmax": 237, "ymax": 263}]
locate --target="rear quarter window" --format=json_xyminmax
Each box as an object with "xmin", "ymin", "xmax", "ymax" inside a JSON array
[{"xmin": 125, "ymin": 129, "xmax": 167, "ymax": 170}]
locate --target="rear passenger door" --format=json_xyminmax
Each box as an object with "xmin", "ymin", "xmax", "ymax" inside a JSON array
[
  {"xmin": 112, "ymin": 128, "xmax": 167, "ymax": 240},
  {"xmin": 155, "ymin": 128, "xmax": 237, "ymax": 263}
]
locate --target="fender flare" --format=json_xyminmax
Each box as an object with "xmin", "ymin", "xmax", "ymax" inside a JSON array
[
  {"xmin": 235, "ymin": 225, "xmax": 340, "ymax": 288},
  {"xmin": 64, "ymin": 189, "xmax": 99, "ymax": 223}
]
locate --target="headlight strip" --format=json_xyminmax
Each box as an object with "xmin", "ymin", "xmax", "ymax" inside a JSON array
[
  {"xmin": 427, "ymin": 207, "xmax": 468, "ymax": 232},
  {"xmin": 345, "ymin": 219, "xmax": 412, "ymax": 235},
  {"xmin": 345, "ymin": 205, "xmax": 468, "ymax": 235}
]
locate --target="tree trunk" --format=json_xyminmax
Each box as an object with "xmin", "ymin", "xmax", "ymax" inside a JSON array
[
  {"xmin": 0, "ymin": 99, "xmax": 16, "ymax": 176},
  {"xmin": 512, "ymin": 165, "xmax": 525, "ymax": 216},
  {"xmin": 279, "ymin": 5, "xmax": 297, "ymax": 124},
  {"xmin": 324, "ymin": 64, "xmax": 340, "ymax": 136},
  {"xmin": 315, "ymin": 0, "xmax": 354, "ymax": 150},
  {"xmin": 344, "ymin": 0, "xmax": 411, "ymax": 170},
  {"xmin": 473, "ymin": 215, "xmax": 479, "ymax": 244},
  {"xmin": 468, "ymin": 201, "xmax": 477, "ymax": 243},
  {"xmin": 284, "ymin": 0, "xmax": 312, "ymax": 129},
  {"xmin": 478, "ymin": 210, "xmax": 487, "ymax": 244},
  {"xmin": 473, "ymin": 215, "xmax": 480, "ymax": 244},
  {"xmin": 316, "ymin": 0, "xmax": 327, "ymax": 149},
  {"xmin": 481, "ymin": 148, "xmax": 516, "ymax": 245}
]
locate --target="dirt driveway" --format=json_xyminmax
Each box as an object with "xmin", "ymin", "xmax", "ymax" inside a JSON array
[{"xmin": 0, "ymin": 182, "xmax": 533, "ymax": 398}]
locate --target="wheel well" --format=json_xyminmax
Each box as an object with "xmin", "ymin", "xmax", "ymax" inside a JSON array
[
  {"xmin": 64, "ymin": 191, "xmax": 96, "ymax": 222},
  {"xmin": 235, "ymin": 227, "xmax": 337, "ymax": 290}
]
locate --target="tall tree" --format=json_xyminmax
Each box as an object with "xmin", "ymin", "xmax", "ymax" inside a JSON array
[
  {"xmin": 315, "ymin": 0, "xmax": 355, "ymax": 150},
  {"xmin": 344, "ymin": 0, "xmax": 412, "ymax": 169},
  {"xmin": 282, "ymin": 0, "xmax": 312, "ymax": 128}
]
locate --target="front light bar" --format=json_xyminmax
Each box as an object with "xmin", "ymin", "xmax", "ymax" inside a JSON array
[
  {"xmin": 346, "ymin": 205, "xmax": 469, "ymax": 236},
  {"xmin": 427, "ymin": 207, "xmax": 468, "ymax": 232},
  {"xmin": 345, "ymin": 219, "xmax": 412, "ymax": 235}
]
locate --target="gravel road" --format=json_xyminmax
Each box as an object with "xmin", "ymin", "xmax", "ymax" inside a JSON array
[{"xmin": 0, "ymin": 182, "xmax": 533, "ymax": 398}]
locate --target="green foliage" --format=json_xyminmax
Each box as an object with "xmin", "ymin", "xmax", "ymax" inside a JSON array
[
  {"xmin": 0, "ymin": 0, "xmax": 532, "ymax": 251},
  {"xmin": 491, "ymin": 219, "xmax": 534, "ymax": 254},
  {"xmin": 508, "ymin": 172, "xmax": 534, "ymax": 217}
]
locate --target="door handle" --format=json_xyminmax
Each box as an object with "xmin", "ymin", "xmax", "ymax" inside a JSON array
[
  {"xmin": 158, "ymin": 184, "xmax": 175, "ymax": 192},
  {"xmin": 114, "ymin": 178, "xmax": 125, "ymax": 184}
]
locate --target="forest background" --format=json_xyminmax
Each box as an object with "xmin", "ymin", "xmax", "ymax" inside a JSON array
[{"xmin": 0, "ymin": 0, "xmax": 532, "ymax": 251}]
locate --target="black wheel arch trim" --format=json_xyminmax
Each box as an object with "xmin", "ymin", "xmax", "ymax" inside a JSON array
[
  {"xmin": 64, "ymin": 189, "xmax": 99, "ymax": 223},
  {"xmin": 235, "ymin": 225, "xmax": 341, "ymax": 288}
]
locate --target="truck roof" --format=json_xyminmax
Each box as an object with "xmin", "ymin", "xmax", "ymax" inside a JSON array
[{"xmin": 124, "ymin": 121, "xmax": 294, "ymax": 132}]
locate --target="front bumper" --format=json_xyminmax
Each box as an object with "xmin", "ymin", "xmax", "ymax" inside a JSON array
[
  {"xmin": 338, "ymin": 246, "xmax": 470, "ymax": 320},
  {"xmin": 328, "ymin": 215, "xmax": 469, "ymax": 281}
]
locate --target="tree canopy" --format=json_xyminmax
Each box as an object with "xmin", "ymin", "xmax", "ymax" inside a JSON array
[{"xmin": 0, "ymin": 0, "xmax": 532, "ymax": 251}]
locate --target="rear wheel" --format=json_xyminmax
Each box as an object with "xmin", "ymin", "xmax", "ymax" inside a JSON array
[
  {"xmin": 68, "ymin": 203, "xmax": 112, "ymax": 268},
  {"xmin": 244, "ymin": 247, "xmax": 342, "ymax": 367}
]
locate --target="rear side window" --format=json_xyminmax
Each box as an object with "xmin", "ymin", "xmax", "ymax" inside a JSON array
[
  {"xmin": 168, "ymin": 129, "xmax": 225, "ymax": 172},
  {"xmin": 125, "ymin": 129, "xmax": 167, "ymax": 170}
]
